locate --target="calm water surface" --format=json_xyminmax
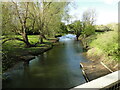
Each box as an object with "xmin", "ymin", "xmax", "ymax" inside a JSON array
[{"xmin": 3, "ymin": 34, "xmax": 89, "ymax": 88}]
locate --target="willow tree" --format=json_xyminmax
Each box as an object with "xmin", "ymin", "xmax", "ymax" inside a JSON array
[
  {"xmin": 33, "ymin": 1, "xmax": 69, "ymax": 43},
  {"xmin": 2, "ymin": 1, "xmax": 70, "ymax": 44},
  {"xmin": 81, "ymin": 9, "xmax": 96, "ymax": 48},
  {"xmin": 2, "ymin": 2, "xmax": 35, "ymax": 47},
  {"xmin": 2, "ymin": 2, "xmax": 13, "ymax": 36}
]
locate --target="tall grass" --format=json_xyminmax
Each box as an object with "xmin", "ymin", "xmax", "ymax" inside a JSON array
[{"xmin": 89, "ymin": 27, "xmax": 119, "ymax": 61}]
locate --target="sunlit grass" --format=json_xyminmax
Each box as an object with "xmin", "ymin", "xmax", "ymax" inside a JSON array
[{"xmin": 90, "ymin": 30, "xmax": 119, "ymax": 61}]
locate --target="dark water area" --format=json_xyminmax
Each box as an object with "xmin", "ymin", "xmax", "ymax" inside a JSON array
[{"xmin": 3, "ymin": 34, "xmax": 89, "ymax": 88}]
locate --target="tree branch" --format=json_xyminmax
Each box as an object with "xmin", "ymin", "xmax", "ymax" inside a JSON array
[
  {"xmin": 12, "ymin": 2, "xmax": 23, "ymax": 25},
  {"xmin": 2, "ymin": 38, "xmax": 25, "ymax": 44}
]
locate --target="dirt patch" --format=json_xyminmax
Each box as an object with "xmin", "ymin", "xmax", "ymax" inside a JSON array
[
  {"xmin": 86, "ymin": 48, "xmax": 119, "ymax": 71},
  {"xmin": 80, "ymin": 62, "xmax": 111, "ymax": 81}
]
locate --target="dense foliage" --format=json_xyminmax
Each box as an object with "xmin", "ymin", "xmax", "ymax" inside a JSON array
[{"xmin": 67, "ymin": 9, "xmax": 96, "ymax": 40}]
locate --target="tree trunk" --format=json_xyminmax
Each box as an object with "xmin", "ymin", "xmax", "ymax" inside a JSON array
[
  {"xmin": 76, "ymin": 36, "xmax": 79, "ymax": 41},
  {"xmin": 76, "ymin": 34, "xmax": 80, "ymax": 41},
  {"xmin": 76, "ymin": 32, "xmax": 81, "ymax": 41},
  {"xmin": 22, "ymin": 33, "xmax": 31, "ymax": 47},
  {"xmin": 39, "ymin": 34, "xmax": 44, "ymax": 44}
]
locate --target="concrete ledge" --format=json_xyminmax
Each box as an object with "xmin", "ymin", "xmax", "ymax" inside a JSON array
[{"xmin": 71, "ymin": 70, "xmax": 120, "ymax": 89}]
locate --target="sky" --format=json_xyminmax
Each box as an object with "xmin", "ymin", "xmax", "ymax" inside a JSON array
[
  {"xmin": 66, "ymin": 0, "xmax": 119, "ymax": 25},
  {"xmin": 2, "ymin": 0, "xmax": 119, "ymax": 25}
]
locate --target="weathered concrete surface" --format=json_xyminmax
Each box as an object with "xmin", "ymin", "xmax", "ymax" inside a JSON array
[{"xmin": 72, "ymin": 70, "xmax": 120, "ymax": 89}]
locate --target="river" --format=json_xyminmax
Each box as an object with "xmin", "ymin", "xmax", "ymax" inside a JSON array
[{"xmin": 3, "ymin": 34, "xmax": 89, "ymax": 88}]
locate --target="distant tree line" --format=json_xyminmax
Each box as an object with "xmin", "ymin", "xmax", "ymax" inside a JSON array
[{"xmin": 66, "ymin": 9, "xmax": 96, "ymax": 41}]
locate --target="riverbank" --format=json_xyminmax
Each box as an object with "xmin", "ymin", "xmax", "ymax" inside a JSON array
[
  {"xmin": 2, "ymin": 37, "xmax": 59, "ymax": 72},
  {"xmin": 80, "ymin": 61, "xmax": 111, "ymax": 81},
  {"xmin": 79, "ymin": 27, "xmax": 119, "ymax": 81},
  {"xmin": 80, "ymin": 48, "xmax": 118, "ymax": 81}
]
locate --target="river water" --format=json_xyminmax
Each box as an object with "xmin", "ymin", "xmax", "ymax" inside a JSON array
[{"xmin": 3, "ymin": 34, "xmax": 89, "ymax": 88}]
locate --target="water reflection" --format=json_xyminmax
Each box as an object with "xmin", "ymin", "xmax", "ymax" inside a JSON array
[{"xmin": 58, "ymin": 34, "xmax": 76, "ymax": 41}]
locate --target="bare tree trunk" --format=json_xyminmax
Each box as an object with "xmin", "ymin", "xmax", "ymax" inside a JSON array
[{"xmin": 22, "ymin": 33, "xmax": 31, "ymax": 47}]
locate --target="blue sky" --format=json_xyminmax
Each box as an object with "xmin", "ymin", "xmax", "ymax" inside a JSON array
[{"xmin": 67, "ymin": 0, "xmax": 119, "ymax": 25}]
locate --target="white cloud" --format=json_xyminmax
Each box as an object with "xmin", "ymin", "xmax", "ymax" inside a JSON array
[
  {"xmin": 104, "ymin": 0, "xmax": 115, "ymax": 4},
  {"xmin": 70, "ymin": 7, "xmax": 118, "ymax": 25},
  {"xmin": 96, "ymin": 12, "xmax": 118, "ymax": 25},
  {"xmin": 103, "ymin": 0, "xmax": 119, "ymax": 4}
]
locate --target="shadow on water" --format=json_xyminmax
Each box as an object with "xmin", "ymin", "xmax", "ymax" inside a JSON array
[{"xmin": 3, "ymin": 34, "xmax": 89, "ymax": 88}]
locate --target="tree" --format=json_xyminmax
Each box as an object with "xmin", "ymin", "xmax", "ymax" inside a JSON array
[
  {"xmin": 60, "ymin": 22, "xmax": 68, "ymax": 34},
  {"xmin": 82, "ymin": 9, "xmax": 96, "ymax": 25},
  {"xmin": 82, "ymin": 9, "xmax": 96, "ymax": 37},
  {"xmin": 31, "ymin": 2, "xmax": 69, "ymax": 43},
  {"xmin": 2, "ymin": 2, "xmax": 70, "ymax": 45},
  {"xmin": 13, "ymin": 2, "xmax": 32, "ymax": 47},
  {"xmin": 2, "ymin": 2, "xmax": 14, "ymax": 36},
  {"xmin": 73, "ymin": 20, "xmax": 82, "ymax": 41},
  {"xmin": 67, "ymin": 20, "xmax": 82, "ymax": 41},
  {"xmin": 2, "ymin": 2, "xmax": 35, "ymax": 47},
  {"xmin": 80, "ymin": 9, "xmax": 96, "ymax": 48}
]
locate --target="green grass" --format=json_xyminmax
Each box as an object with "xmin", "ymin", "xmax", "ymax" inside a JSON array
[
  {"xmin": 3, "ymin": 35, "xmax": 53, "ymax": 48},
  {"xmin": 14, "ymin": 35, "xmax": 40, "ymax": 44},
  {"xmin": 84, "ymin": 24, "xmax": 119, "ymax": 70},
  {"xmin": 89, "ymin": 28, "xmax": 119, "ymax": 62}
]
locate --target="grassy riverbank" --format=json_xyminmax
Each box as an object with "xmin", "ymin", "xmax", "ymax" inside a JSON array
[
  {"xmin": 2, "ymin": 35, "xmax": 59, "ymax": 72},
  {"xmin": 80, "ymin": 24, "xmax": 119, "ymax": 71},
  {"xmin": 78, "ymin": 24, "xmax": 119, "ymax": 81}
]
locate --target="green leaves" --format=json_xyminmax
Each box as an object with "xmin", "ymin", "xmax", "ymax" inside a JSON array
[
  {"xmin": 82, "ymin": 25, "xmax": 95, "ymax": 37},
  {"xmin": 67, "ymin": 20, "xmax": 82, "ymax": 35}
]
